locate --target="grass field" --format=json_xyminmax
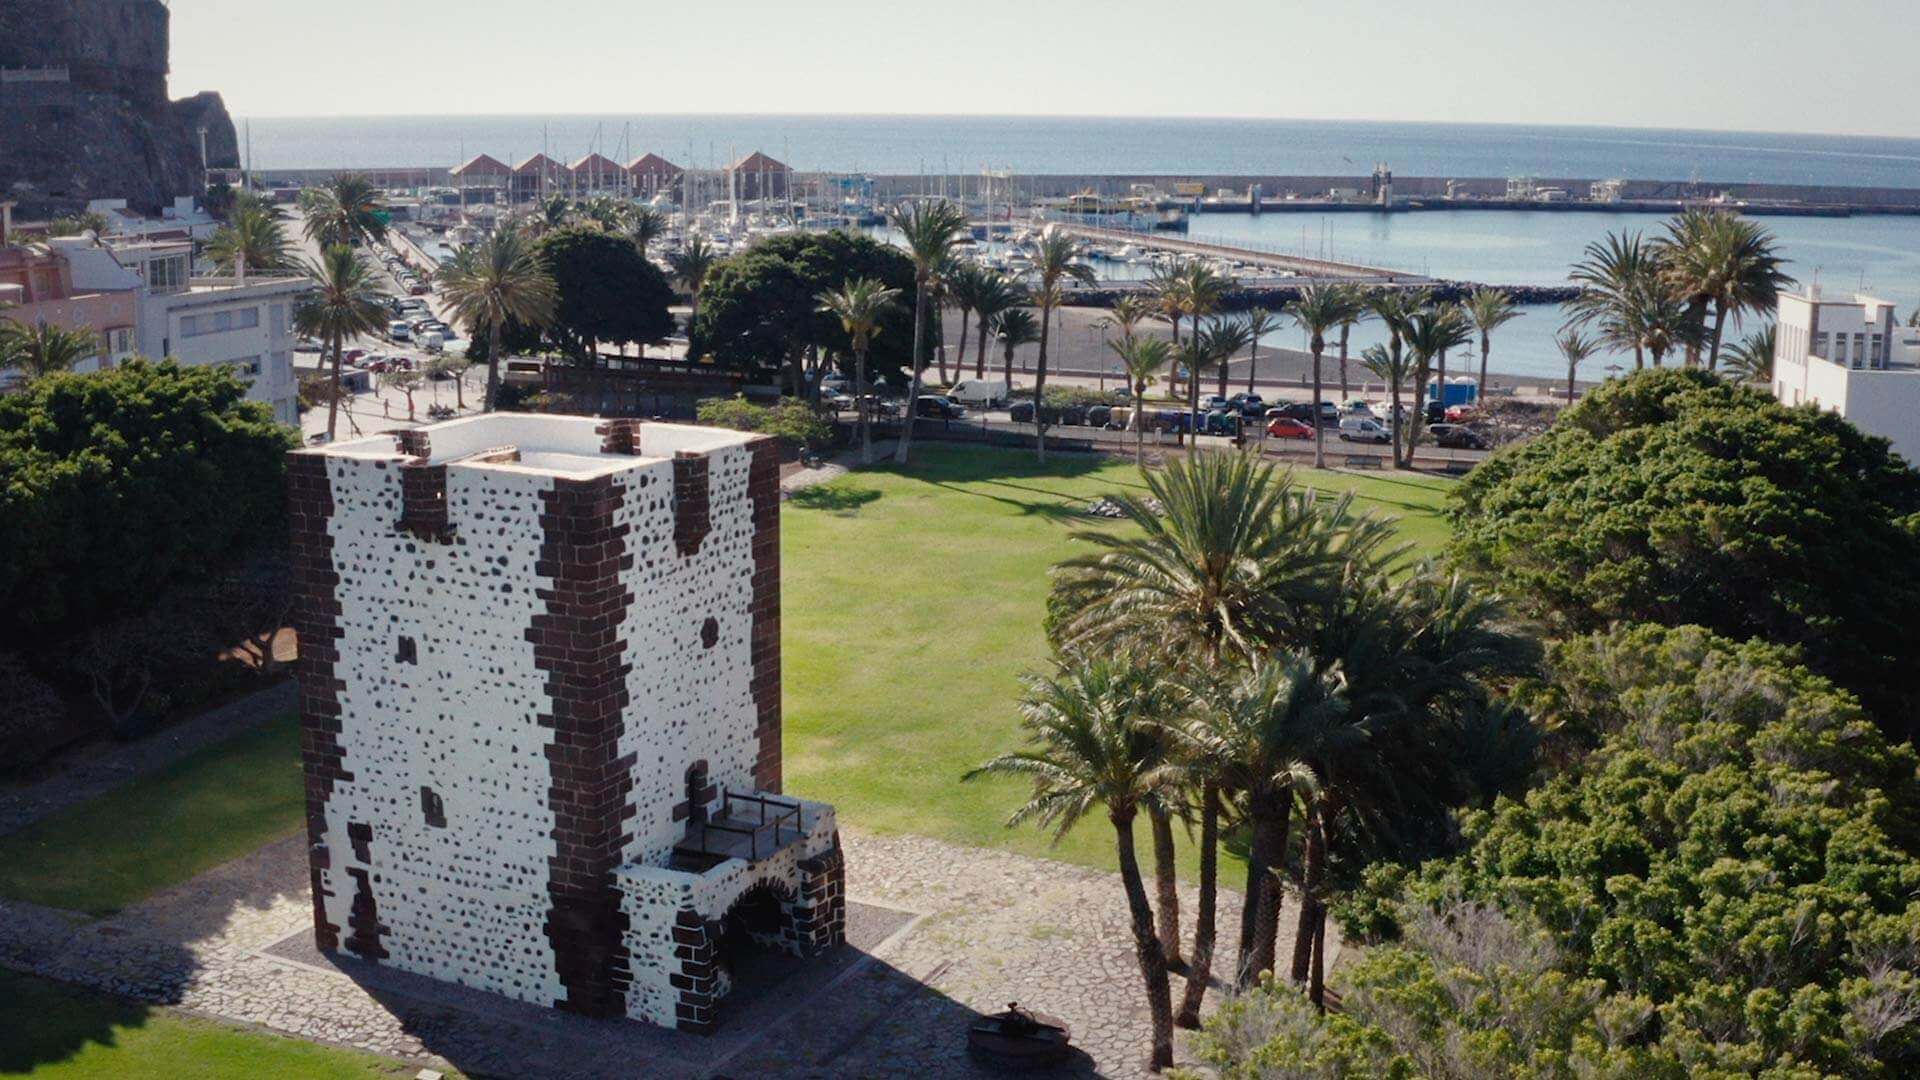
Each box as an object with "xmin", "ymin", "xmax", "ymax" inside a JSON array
[
  {"xmin": 0, "ymin": 711, "xmax": 305, "ymax": 915},
  {"xmin": 783, "ymin": 444, "xmax": 1454, "ymax": 875},
  {"xmin": 0, "ymin": 970, "xmax": 429, "ymax": 1079}
]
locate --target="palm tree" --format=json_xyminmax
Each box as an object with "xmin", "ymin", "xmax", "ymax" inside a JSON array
[
  {"xmin": 1333, "ymin": 285, "xmax": 1367, "ymax": 401},
  {"xmin": 994, "ymin": 308, "xmax": 1040, "ymax": 392},
  {"xmin": 1175, "ymin": 263, "xmax": 1229, "ymax": 431},
  {"xmin": 1148, "ymin": 263, "xmax": 1188, "ymax": 363},
  {"xmin": 1288, "ymin": 285, "xmax": 1358, "ymax": 469},
  {"xmin": 1653, "ymin": 208, "xmax": 1793, "ymax": 369},
  {"xmin": 1359, "ymin": 343, "xmax": 1414, "ymax": 468},
  {"xmin": 1109, "ymin": 336, "xmax": 1171, "ymax": 465},
  {"xmin": 887, "ymin": 201, "xmax": 971, "ymax": 465},
  {"xmin": 970, "ymin": 271, "xmax": 1021, "ymax": 379},
  {"xmin": 1464, "ymin": 288, "xmax": 1523, "ymax": 400},
  {"xmin": 1565, "ymin": 231, "xmax": 1655, "ymax": 370},
  {"xmin": 301, "ymin": 173, "xmax": 387, "ymax": 249},
  {"xmin": 1242, "ymin": 307, "xmax": 1280, "ymax": 396},
  {"xmin": 206, "ymin": 205, "xmax": 292, "ymax": 273},
  {"xmin": 1399, "ymin": 305, "xmax": 1472, "ymax": 462},
  {"xmin": 929, "ymin": 252, "xmax": 965, "ymax": 385},
  {"xmin": 1365, "ymin": 290, "xmax": 1430, "ymax": 448},
  {"xmin": 629, "ymin": 208, "xmax": 668, "ymax": 258},
  {"xmin": 1028, "ymin": 230, "xmax": 1098, "ymax": 461},
  {"xmin": 1174, "ymin": 655, "xmax": 1350, "ymax": 987},
  {"xmin": 1101, "ymin": 295, "xmax": 1156, "ymax": 349},
  {"xmin": 818, "ymin": 277, "xmax": 902, "ymax": 466},
  {"xmin": 1722, "ymin": 325, "xmax": 1778, "ymax": 383},
  {"xmin": 436, "ymin": 228, "xmax": 558, "ymax": 413},
  {"xmin": 0, "ymin": 320, "xmax": 98, "ymax": 380},
  {"xmin": 946, "ymin": 263, "xmax": 985, "ymax": 387},
  {"xmin": 966, "ymin": 654, "xmax": 1178, "ymax": 1071},
  {"xmin": 1204, "ymin": 317, "xmax": 1253, "ymax": 402},
  {"xmin": 668, "ymin": 236, "xmax": 720, "ymax": 337},
  {"xmin": 1556, "ymin": 327, "xmax": 1600, "ymax": 403},
  {"xmin": 526, "ymin": 194, "xmax": 573, "ymax": 236},
  {"xmin": 295, "ymin": 245, "xmax": 388, "ymax": 441}
]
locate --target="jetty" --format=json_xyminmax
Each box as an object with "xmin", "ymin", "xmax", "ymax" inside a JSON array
[{"xmin": 1047, "ymin": 221, "xmax": 1427, "ymax": 283}]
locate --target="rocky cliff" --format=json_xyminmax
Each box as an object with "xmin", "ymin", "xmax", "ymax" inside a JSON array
[{"xmin": 0, "ymin": 0, "xmax": 238, "ymax": 217}]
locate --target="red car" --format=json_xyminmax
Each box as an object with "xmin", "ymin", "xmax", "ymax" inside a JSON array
[{"xmin": 1266, "ymin": 417, "xmax": 1315, "ymax": 440}]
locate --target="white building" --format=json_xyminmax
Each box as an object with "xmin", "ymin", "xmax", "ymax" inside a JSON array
[
  {"xmin": 87, "ymin": 237, "xmax": 306, "ymax": 426},
  {"xmin": 1772, "ymin": 287, "xmax": 1920, "ymax": 463},
  {"xmin": 289, "ymin": 415, "xmax": 844, "ymax": 1032}
]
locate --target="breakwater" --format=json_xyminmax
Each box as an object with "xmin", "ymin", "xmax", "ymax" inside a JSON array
[{"xmin": 1065, "ymin": 281, "xmax": 1578, "ymax": 310}]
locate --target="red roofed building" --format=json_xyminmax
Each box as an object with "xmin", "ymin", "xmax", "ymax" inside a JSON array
[
  {"xmin": 626, "ymin": 154, "xmax": 683, "ymax": 200},
  {"xmin": 728, "ymin": 151, "xmax": 790, "ymax": 203},
  {"xmin": 568, "ymin": 154, "xmax": 627, "ymax": 197},
  {"xmin": 510, "ymin": 154, "xmax": 567, "ymax": 203},
  {"xmin": 451, "ymin": 154, "xmax": 512, "ymax": 205}
]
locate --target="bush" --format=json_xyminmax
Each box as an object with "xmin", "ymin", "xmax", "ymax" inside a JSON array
[
  {"xmin": 695, "ymin": 396, "xmax": 832, "ymax": 448},
  {"xmin": 0, "ymin": 653, "xmax": 66, "ymax": 777},
  {"xmin": 1450, "ymin": 368, "xmax": 1920, "ymax": 734},
  {"xmin": 0, "ymin": 361, "xmax": 296, "ymax": 647},
  {"xmin": 1299, "ymin": 624, "xmax": 1920, "ymax": 1076}
]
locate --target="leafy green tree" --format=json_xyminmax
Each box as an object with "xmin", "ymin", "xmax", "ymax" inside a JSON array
[
  {"xmin": 967, "ymin": 654, "xmax": 1181, "ymax": 1071},
  {"xmin": 1451, "ymin": 367, "xmax": 1920, "ymax": 732},
  {"xmin": 0, "ymin": 361, "xmax": 295, "ymax": 645},
  {"xmin": 533, "ymin": 227, "xmax": 674, "ymax": 363},
  {"xmin": 435, "ymin": 227, "xmax": 557, "ymax": 411}
]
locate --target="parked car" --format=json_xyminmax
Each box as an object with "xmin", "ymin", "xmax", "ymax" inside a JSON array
[
  {"xmin": 1204, "ymin": 410, "xmax": 1242, "ymax": 436},
  {"xmin": 914, "ymin": 394, "xmax": 965, "ymax": 420},
  {"xmin": 1428, "ymin": 423, "xmax": 1490, "ymax": 450},
  {"xmin": 1228, "ymin": 392, "xmax": 1267, "ymax": 417},
  {"xmin": 1202, "ymin": 395, "xmax": 1231, "ymax": 413},
  {"xmin": 1343, "ymin": 399, "xmax": 1374, "ymax": 416},
  {"xmin": 1086, "ymin": 405, "xmax": 1113, "ymax": 427},
  {"xmin": 1338, "ymin": 416, "xmax": 1393, "ymax": 444},
  {"xmin": 947, "ymin": 379, "xmax": 1009, "ymax": 407},
  {"xmin": 388, "ymin": 320, "xmax": 412, "ymax": 342},
  {"xmin": 1266, "ymin": 417, "xmax": 1315, "ymax": 440}
]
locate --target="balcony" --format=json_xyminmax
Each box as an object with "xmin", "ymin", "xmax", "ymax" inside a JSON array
[{"xmin": 672, "ymin": 790, "xmax": 805, "ymax": 871}]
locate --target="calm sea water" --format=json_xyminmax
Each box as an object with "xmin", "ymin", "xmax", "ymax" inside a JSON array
[{"xmin": 242, "ymin": 114, "xmax": 1920, "ymax": 189}]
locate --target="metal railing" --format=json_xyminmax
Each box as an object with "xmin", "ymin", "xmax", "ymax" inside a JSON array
[{"xmin": 679, "ymin": 789, "xmax": 802, "ymax": 862}]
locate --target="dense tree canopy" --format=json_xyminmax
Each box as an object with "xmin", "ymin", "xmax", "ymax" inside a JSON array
[
  {"xmin": 1450, "ymin": 368, "xmax": 1920, "ymax": 733},
  {"xmin": 0, "ymin": 361, "xmax": 296, "ymax": 645},
  {"xmin": 1197, "ymin": 624, "xmax": 1920, "ymax": 1077},
  {"xmin": 691, "ymin": 230, "xmax": 923, "ymax": 387},
  {"xmin": 530, "ymin": 227, "xmax": 674, "ymax": 361}
]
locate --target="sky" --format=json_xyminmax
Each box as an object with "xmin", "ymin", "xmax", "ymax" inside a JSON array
[{"xmin": 169, "ymin": 0, "xmax": 1920, "ymax": 139}]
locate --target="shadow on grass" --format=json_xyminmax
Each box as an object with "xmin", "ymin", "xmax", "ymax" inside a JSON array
[
  {"xmin": 788, "ymin": 486, "xmax": 884, "ymax": 514},
  {"xmin": 0, "ymin": 969, "xmax": 153, "ymax": 1074}
]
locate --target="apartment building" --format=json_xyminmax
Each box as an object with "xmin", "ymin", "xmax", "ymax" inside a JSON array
[{"xmin": 1772, "ymin": 286, "xmax": 1920, "ymax": 463}]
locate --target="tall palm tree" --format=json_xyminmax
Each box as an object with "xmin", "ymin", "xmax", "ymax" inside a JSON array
[
  {"xmin": 1617, "ymin": 277, "xmax": 1699, "ymax": 368},
  {"xmin": 1360, "ymin": 343, "xmax": 1415, "ymax": 468},
  {"xmin": 436, "ymin": 228, "xmax": 558, "ymax": 412},
  {"xmin": 994, "ymin": 308, "xmax": 1040, "ymax": 392},
  {"xmin": 1102, "ymin": 294, "xmax": 1156, "ymax": 349},
  {"xmin": 295, "ymin": 245, "xmax": 388, "ymax": 441},
  {"xmin": 1464, "ymin": 288, "xmax": 1523, "ymax": 400},
  {"xmin": 819, "ymin": 277, "xmax": 902, "ymax": 466},
  {"xmin": 1399, "ymin": 304, "xmax": 1472, "ymax": 462},
  {"xmin": 1333, "ymin": 285, "xmax": 1367, "ymax": 401},
  {"xmin": 1148, "ymin": 262, "xmax": 1188, "ymax": 364},
  {"xmin": 1556, "ymin": 327, "xmax": 1600, "ymax": 403},
  {"xmin": 1722, "ymin": 324, "xmax": 1778, "ymax": 383},
  {"xmin": 1242, "ymin": 307, "xmax": 1280, "ymax": 396},
  {"xmin": 1565, "ymin": 230, "xmax": 1655, "ymax": 370},
  {"xmin": 1175, "ymin": 263, "xmax": 1229, "ymax": 431},
  {"xmin": 946, "ymin": 263, "xmax": 986, "ymax": 386},
  {"xmin": 206, "ymin": 205, "xmax": 292, "ymax": 273},
  {"xmin": 1204, "ymin": 317, "xmax": 1253, "ymax": 402},
  {"xmin": 1174, "ymin": 655, "xmax": 1350, "ymax": 987},
  {"xmin": 966, "ymin": 655, "xmax": 1179, "ymax": 1071},
  {"xmin": 969, "ymin": 271, "xmax": 1021, "ymax": 379},
  {"xmin": 1288, "ymin": 285, "xmax": 1358, "ymax": 469},
  {"xmin": 668, "ymin": 236, "xmax": 720, "ymax": 338},
  {"xmin": 929, "ymin": 252, "xmax": 964, "ymax": 385},
  {"xmin": 0, "ymin": 319, "xmax": 99, "ymax": 380},
  {"xmin": 1027, "ymin": 230, "xmax": 1098, "ymax": 461},
  {"xmin": 301, "ymin": 174, "xmax": 387, "ymax": 249},
  {"xmin": 1656, "ymin": 211, "xmax": 1792, "ymax": 370},
  {"xmin": 629, "ymin": 207, "xmax": 668, "ymax": 258},
  {"xmin": 887, "ymin": 201, "xmax": 971, "ymax": 465},
  {"xmin": 1109, "ymin": 336, "xmax": 1171, "ymax": 465}
]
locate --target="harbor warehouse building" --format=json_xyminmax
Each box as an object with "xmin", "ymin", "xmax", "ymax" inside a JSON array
[{"xmin": 289, "ymin": 415, "xmax": 845, "ymax": 1032}]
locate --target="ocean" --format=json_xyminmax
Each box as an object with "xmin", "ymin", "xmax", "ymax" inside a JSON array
[
  {"xmin": 240, "ymin": 114, "xmax": 1920, "ymax": 190},
  {"xmin": 255, "ymin": 113, "xmax": 1920, "ymax": 381}
]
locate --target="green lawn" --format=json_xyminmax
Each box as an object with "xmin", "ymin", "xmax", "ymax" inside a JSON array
[
  {"xmin": 0, "ymin": 711, "xmax": 305, "ymax": 915},
  {"xmin": 784, "ymin": 444, "xmax": 1454, "ymax": 876},
  {"xmin": 0, "ymin": 970, "xmax": 427, "ymax": 1079}
]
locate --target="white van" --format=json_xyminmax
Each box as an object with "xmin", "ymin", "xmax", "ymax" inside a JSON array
[
  {"xmin": 948, "ymin": 379, "xmax": 1010, "ymax": 407},
  {"xmin": 1338, "ymin": 416, "xmax": 1392, "ymax": 444},
  {"xmin": 419, "ymin": 331, "xmax": 446, "ymax": 353}
]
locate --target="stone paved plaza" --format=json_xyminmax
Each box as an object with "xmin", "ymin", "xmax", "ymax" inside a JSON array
[{"xmin": 0, "ymin": 819, "xmax": 1336, "ymax": 1078}]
